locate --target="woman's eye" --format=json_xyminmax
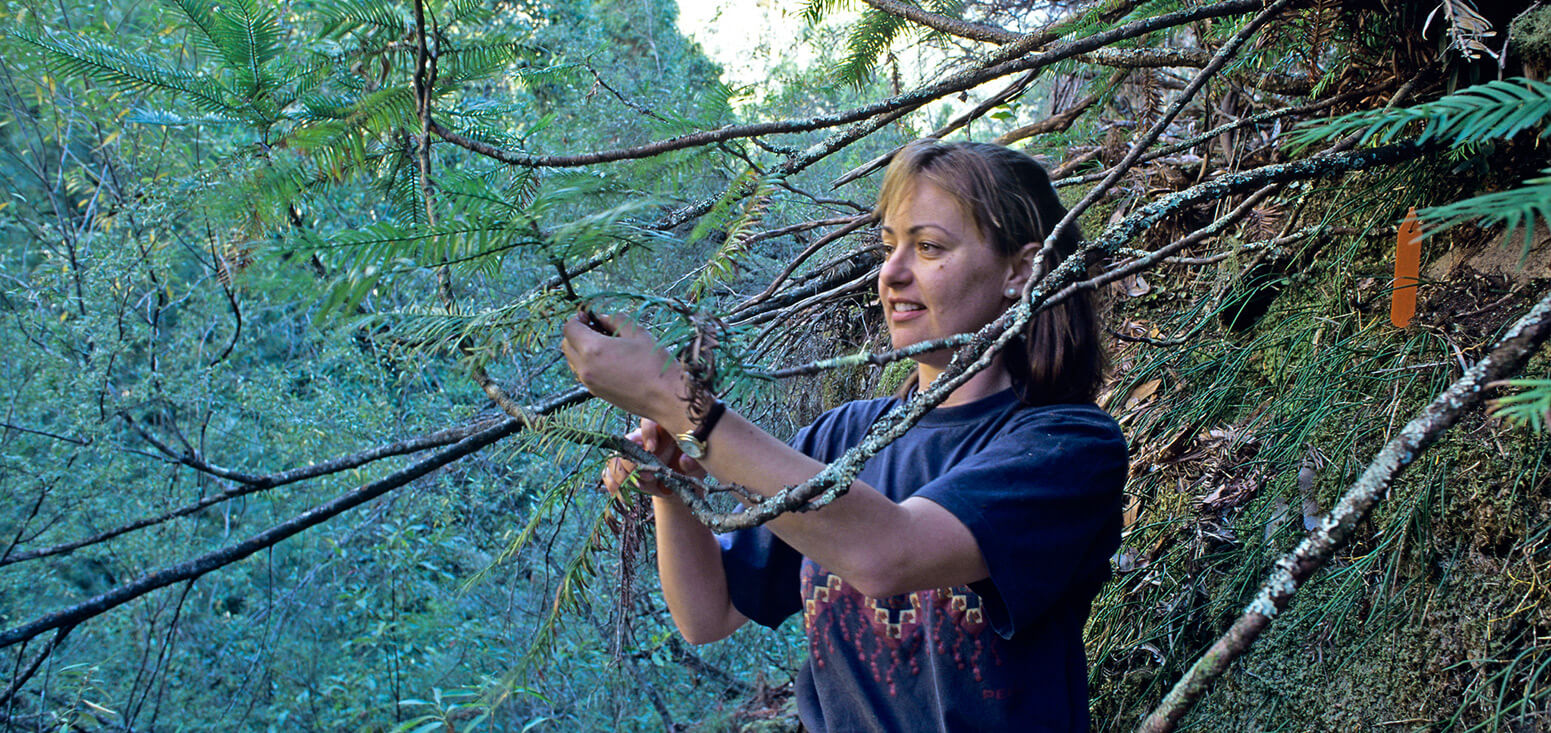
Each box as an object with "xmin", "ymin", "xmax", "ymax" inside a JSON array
[{"xmin": 917, "ymin": 241, "xmax": 941, "ymax": 253}]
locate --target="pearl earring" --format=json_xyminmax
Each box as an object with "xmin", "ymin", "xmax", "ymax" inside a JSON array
[{"xmin": 1005, "ymin": 288, "xmax": 1017, "ymax": 298}]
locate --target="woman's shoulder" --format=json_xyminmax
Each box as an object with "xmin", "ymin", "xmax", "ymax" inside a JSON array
[
  {"xmin": 1004, "ymin": 400, "xmax": 1126, "ymax": 451},
  {"xmin": 788, "ymin": 396, "xmax": 899, "ymax": 459},
  {"xmin": 808, "ymin": 395, "xmax": 900, "ymax": 433}
]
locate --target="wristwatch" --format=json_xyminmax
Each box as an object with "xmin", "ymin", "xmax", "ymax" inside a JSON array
[{"xmin": 675, "ymin": 400, "xmax": 726, "ymax": 460}]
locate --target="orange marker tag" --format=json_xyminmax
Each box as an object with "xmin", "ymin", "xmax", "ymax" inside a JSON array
[{"xmin": 1391, "ymin": 207, "xmax": 1421, "ymax": 328}]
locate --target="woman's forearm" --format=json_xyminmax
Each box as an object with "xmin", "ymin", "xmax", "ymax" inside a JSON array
[
  {"xmin": 660, "ymin": 408, "xmax": 987, "ymax": 599},
  {"xmin": 653, "ymin": 494, "xmax": 747, "ymax": 644}
]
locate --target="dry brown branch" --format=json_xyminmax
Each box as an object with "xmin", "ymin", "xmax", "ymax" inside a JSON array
[
  {"xmin": 1047, "ymin": 0, "xmax": 1293, "ymax": 246},
  {"xmin": 993, "ymin": 87, "xmax": 1107, "ymax": 145},
  {"xmin": 830, "ymin": 69, "xmax": 1049, "ymax": 189}
]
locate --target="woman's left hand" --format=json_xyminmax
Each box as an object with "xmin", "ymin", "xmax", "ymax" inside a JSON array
[{"xmin": 561, "ymin": 312, "xmax": 686, "ymax": 422}]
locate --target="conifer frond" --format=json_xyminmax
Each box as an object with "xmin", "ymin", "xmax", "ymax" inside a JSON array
[
  {"xmin": 686, "ymin": 166, "xmax": 759, "ymax": 247},
  {"xmin": 839, "ymin": 8, "xmax": 908, "ymax": 88},
  {"xmin": 1415, "ymin": 167, "xmax": 1551, "ymax": 256},
  {"xmin": 689, "ymin": 175, "xmax": 777, "ymax": 302},
  {"xmin": 317, "ymin": 0, "xmax": 411, "ymax": 37},
  {"xmin": 162, "ymin": 0, "xmax": 233, "ymax": 64},
  {"xmin": 442, "ymin": 0, "xmax": 499, "ymax": 26},
  {"xmin": 290, "ymin": 87, "xmax": 417, "ymax": 151},
  {"xmin": 186, "ymin": 0, "xmax": 283, "ymax": 95},
  {"xmin": 123, "ymin": 108, "xmax": 240, "ymax": 126},
  {"xmin": 438, "ymin": 42, "xmax": 539, "ymax": 87},
  {"xmin": 802, "ymin": 0, "xmax": 852, "ymax": 26},
  {"xmin": 1288, "ymin": 78, "xmax": 1551, "ymax": 150},
  {"xmin": 14, "ymin": 28, "xmax": 236, "ymax": 115},
  {"xmin": 1491, "ymin": 378, "xmax": 1551, "ymax": 433},
  {"xmin": 514, "ymin": 497, "xmax": 613, "ymax": 677}
]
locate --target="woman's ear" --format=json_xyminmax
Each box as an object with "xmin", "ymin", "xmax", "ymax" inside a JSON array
[{"xmin": 1004, "ymin": 241, "xmax": 1042, "ymax": 298}]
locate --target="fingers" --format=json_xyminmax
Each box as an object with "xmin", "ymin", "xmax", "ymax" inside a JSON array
[
  {"xmin": 598, "ymin": 424, "xmax": 677, "ymax": 499},
  {"xmin": 601, "ymin": 453, "xmax": 670, "ymax": 498},
  {"xmin": 673, "ymin": 453, "xmax": 705, "ymax": 478},
  {"xmin": 639, "ymin": 420, "xmax": 658, "ymax": 454}
]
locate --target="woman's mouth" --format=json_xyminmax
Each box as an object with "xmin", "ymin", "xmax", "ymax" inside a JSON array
[{"xmin": 890, "ymin": 301, "xmax": 925, "ymax": 322}]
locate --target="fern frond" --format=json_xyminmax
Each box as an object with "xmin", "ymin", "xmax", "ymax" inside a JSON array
[
  {"xmin": 1415, "ymin": 167, "xmax": 1551, "ymax": 255},
  {"xmin": 1288, "ymin": 78, "xmax": 1551, "ymax": 151}
]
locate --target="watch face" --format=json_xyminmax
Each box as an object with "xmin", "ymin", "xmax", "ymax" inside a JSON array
[{"xmin": 677, "ymin": 437, "xmax": 705, "ymax": 460}]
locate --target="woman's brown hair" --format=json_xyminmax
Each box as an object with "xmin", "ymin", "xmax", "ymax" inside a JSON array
[{"xmin": 876, "ymin": 139, "xmax": 1105, "ymax": 406}]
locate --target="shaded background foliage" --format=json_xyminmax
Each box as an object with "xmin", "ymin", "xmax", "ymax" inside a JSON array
[{"xmin": 1, "ymin": 0, "xmax": 1550, "ymax": 730}]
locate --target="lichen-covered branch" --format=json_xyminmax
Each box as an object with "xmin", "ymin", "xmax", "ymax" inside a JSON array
[
  {"xmin": 857, "ymin": 0, "xmax": 1017, "ymax": 43},
  {"xmin": 1137, "ymin": 286, "xmax": 1551, "ymax": 733}
]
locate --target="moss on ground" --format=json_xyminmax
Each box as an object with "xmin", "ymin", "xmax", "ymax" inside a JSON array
[{"xmin": 1089, "ymin": 189, "xmax": 1551, "ymax": 730}]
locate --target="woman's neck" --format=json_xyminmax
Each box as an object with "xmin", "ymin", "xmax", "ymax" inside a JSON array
[{"xmin": 917, "ymin": 357, "xmax": 1013, "ymax": 407}]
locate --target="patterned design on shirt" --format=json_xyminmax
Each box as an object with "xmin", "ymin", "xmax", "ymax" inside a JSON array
[{"xmin": 801, "ymin": 561, "xmax": 995, "ymax": 695}]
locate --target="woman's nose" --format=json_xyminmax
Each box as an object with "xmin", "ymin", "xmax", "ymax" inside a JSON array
[{"xmin": 879, "ymin": 247, "xmax": 912, "ymax": 287}]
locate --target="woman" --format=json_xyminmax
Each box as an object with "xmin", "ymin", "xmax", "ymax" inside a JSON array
[{"xmin": 562, "ymin": 139, "xmax": 1127, "ymax": 732}]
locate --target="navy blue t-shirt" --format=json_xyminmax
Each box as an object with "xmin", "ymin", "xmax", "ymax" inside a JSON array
[{"xmin": 719, "ymin": 389, "xmax": 1127, "ymax": 732}]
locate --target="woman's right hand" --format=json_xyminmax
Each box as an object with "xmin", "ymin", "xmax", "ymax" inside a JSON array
[{"xmin": 602, "ymin": 418, "xmax": 705, "ymax": 498}]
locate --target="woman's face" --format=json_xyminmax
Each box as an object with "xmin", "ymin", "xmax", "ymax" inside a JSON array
[{"xmin": 878, "ymin": 181, "xmax": 1029, "ymax": 368}]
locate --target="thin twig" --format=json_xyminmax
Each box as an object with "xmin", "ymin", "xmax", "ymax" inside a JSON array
[{"xmin": 0, "ymin": 625, "xmax": 72, "ymax": 706}]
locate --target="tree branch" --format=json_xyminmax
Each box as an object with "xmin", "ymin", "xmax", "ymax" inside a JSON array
[
  {"xmin": 1051, "ymin": 85, "xmax": 1384, "ymax": 188},
  {"xmin": 1137, "ymin": 286, "xmax": 1551, "ymax": 733},
  {"xmin": 1046, "ymin": 0, "xmax": 1293, "ymax": 247},
  {"xmin": 0, "ymin": 625, "xmax": 72, "ymax": 707},
  {"xmin": 857, "ymin": 0, "xmax": 1017, "ymax": 43},
  {"xmin": 430, "ymin": 0, "xmax": 1262, "ymax": 169},
  {"xmin": 0, "ymin": 389, "xmax": 586, "ymax": 650}
]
